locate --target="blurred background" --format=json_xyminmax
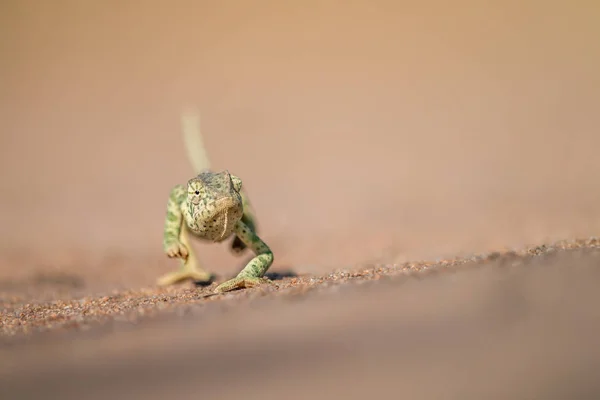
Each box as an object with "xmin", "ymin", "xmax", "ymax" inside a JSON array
[{"xmin": 1, "ymin": 0, "xmax": 599, "ymax": 295}]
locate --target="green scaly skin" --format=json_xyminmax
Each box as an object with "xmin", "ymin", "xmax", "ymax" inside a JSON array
[{"xmin": 158, "ymin": 170, "xmax": 274, "ymax": 293}]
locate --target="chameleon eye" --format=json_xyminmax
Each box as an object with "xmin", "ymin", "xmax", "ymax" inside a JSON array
[{"xmin": 195, "ymin": 190, "xmax": 200, "ymax": 195}]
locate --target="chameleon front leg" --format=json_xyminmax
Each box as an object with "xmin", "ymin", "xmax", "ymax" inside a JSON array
[
  {"xmin": 230, "ymin": 190, "xmax": 257, "ymax": 254},
  {"xmin": 157, "ymin": 223, "xmax": 213, "ymax": 286},
  {"xmin": 214, "ymin": 220, "xmax": 274, "ymax": 293},
  {"xmin": 157, "ymin": 185, "xmax": 212, "ymax": 286}
]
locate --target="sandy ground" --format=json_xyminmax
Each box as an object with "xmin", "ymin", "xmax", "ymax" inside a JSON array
[
  {"xmin": 2, "ymin": 241, "xmax": 600, "ymax": 399},
  {"xmin": 1, "ymin": 1, "xmax": 600, "ymax": 399}
]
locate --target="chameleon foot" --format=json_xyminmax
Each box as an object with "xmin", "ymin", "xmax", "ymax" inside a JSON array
[
  {"xmin": 156, "ymin": 269, "xmax": 213, "ymax": 287},
  {"xmin": 214, "ymin": 276, "xmax": 272, "ymax": 293},
  {"xmin": 164, "ymin": 240, "xmax": 189, "ymax": 259}
]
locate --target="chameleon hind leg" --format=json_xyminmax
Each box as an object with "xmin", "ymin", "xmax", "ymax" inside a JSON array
[
  {"xmin": 214, "ymin": 220, "xmax": 274, "ymax": 293},
  {"xmin": 157, "ymin": 224, "xmax": 213, "ymax": 286}
]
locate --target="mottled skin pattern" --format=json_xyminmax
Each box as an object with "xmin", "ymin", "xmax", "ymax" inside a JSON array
[{"xmin": 157, "ymin": 170, "xmax": 274, "ymax": 293}]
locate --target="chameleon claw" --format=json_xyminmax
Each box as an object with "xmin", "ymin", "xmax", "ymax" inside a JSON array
[{"xmin": 165, "ymin": 241, "xmax": 189, "ymax": 258}]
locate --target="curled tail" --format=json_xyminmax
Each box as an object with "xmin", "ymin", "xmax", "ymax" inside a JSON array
[{"xmin": 179, "ymin": 108, "xmax": 257, "ymax": 254}]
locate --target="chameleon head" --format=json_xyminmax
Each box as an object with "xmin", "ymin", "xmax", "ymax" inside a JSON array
[{"xmin": 186, "ymin": 170, "xmax": 244, "ymax": 241}]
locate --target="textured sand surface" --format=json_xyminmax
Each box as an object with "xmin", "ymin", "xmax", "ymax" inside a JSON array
[
  {"xmin": 1, "ymin": 1, "xmax": 600, "ymax": 399},
  {"xmin": 2, "ymin": 243, "xmax": 600, "ymax": 399}
]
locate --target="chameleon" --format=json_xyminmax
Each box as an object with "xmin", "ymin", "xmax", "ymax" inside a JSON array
[{"xmin": 156, "ymin": 110, "xmax": 274, "ymax": 293}]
